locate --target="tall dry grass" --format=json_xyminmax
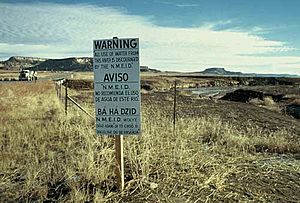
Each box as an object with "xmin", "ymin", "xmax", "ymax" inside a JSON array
[
  {"xmin": 249, "ymin": 96, "xmax": 281, "ymax": 112},
  {"xmin": 0, "ymin": 81, "xmax": 300, "ymax": 202}
]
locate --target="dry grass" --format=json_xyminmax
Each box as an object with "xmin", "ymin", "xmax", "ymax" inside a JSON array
[
  {"xmin": 249, "ymin": 96, "xmax": 281, "ymax": 112},
  {"xmin": 1, "ymin": 82, "xmax": 300, "ymax": 202},
  {"xmin": 290, "ymin": 98, "xmax": 300, "ymax": 105},
  {"xmin": 0, "ymin": 71, "xmax": 73, "ymax": 81},
  {"xmin": 71, "ymin": 72, "xmax": 94, "ymax": 80}
]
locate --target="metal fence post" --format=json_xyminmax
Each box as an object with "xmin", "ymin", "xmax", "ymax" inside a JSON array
[
  {"xmin": 65, "ymin": 80, "xmax": 68, "ymax": 115},
  {"xmin": 173, "ymin": 80, "xmax": 177, "ymax": 133}
]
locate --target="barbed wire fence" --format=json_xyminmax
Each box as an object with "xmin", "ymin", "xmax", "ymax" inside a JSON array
[{"xmin": 54, "ymin": 78, "xmax": 94, "ymax": 119}]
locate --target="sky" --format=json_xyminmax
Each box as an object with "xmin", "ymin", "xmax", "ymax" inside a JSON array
[{"xmin": 0, "ymin": 0, "xmax": 300, "ymax": 74}]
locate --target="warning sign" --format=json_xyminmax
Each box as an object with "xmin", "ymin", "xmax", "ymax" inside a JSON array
[{"xmin": 93, "ymin": 38, "xmax": 141, "ymax": 135}]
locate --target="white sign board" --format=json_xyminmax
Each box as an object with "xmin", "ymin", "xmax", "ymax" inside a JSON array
[{"xmin": 93, "ymin": 38, "xmax": 141, "ymax": 135}]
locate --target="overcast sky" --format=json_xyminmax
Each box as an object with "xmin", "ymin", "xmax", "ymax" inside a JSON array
[{"xmin": 1, "ymin": 0, "xmax": 300, "ymax": 74}]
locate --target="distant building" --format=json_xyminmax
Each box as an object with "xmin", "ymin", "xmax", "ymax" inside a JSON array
[{"xmin": 140, "ymin": 66, "xmax": 149, "ymax": 72}]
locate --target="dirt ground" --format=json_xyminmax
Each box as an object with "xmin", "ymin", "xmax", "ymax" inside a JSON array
[{"xmin": 142, "ymin": 91, "xmax": 300, "ymax": 136}]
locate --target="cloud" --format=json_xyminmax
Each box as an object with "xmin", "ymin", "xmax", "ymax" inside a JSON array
[
  {"xmin": 175, "ymin": 3, "xmax": 200, "ymax": 8},
  {"xmin": 0, "ymin": 2, "xmax": 299, "ymax": 74},
  {"xmin": 156, "ymin": 1, "xmax": 199, "ymax": 8}
]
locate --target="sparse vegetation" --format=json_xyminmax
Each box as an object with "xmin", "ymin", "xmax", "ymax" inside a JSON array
[
  {"xmin": 1, "ymin": 81, "xmax": 300, "ymax": 202},
  {"xmin": 249, "ymin": 96, "xmax": 281, "ymax": 112}
]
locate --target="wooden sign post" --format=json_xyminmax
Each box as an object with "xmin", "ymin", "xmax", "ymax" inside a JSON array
[
  {"xmin": 115, "ymin": 135, "xmax": 124, "ymax": 190},
  {"xmin": 93, "ymin": 38, "xmax": 141, "ymax": 190}
]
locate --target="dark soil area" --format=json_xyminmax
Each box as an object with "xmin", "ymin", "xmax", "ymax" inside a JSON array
[
  {"xmin": 66, "ymin": 79, "xmax": 93, "ymax": 89},
  {"xmin": 219, "ymin": 86, "xmax": 300, "ymax": 119},
  {"xmin": 220, "ymin": 89, "xmax": 285, "ymax": 102},
  {"xmin": 142, "ymin": 91, "xmax": 300, "ymax": 136}
]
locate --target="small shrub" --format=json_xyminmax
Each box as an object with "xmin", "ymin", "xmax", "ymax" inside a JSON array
[
  {"xmin": 290, "ymin": 99, "xmax": 300, "ymax": 105},
  {"xmin": 249, "ymin": 98, "xmax": 264, "ymax": 105},
  {"xmin": 263, "ymin": 96, "xmax": 276, "ymax": 106}
]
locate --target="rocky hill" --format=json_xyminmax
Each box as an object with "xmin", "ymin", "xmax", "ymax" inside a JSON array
[
  {"xmin": 199, "ymin": 67, "xmax": 243, "ymax": 75},
  {"xmin": 199, "ymin": 67, "xmax": 299, "ymax": 78},
  {"xmin": 33, "ymin": 57, "xmax": 93, "ymax": 71},
  {"xmin": 0, "ymin": 56, "xmax": 47, "ymax": 70},
  {"xmin": 0, "ymin": 56, "xmax": 92, "ymax": 71},
  {"xmin": 0, "ymin": 56, "xmax": 159, "ymax": 72}
]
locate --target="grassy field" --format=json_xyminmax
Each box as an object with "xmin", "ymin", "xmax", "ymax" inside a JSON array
[{"xmin": 1, "ymin": 81, "xmax": 300, "ymax": 202}]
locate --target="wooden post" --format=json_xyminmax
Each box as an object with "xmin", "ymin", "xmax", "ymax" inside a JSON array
[
  {"xmin": 57, "ymin": 84, "xmax": 59, "ymax": 98},
  {"xmin": 65, "ymin": 80, "xmax": 68, "ymax": 115},
  {"xmin": 59, "ymin": 82, "xmax": 62, "ymax": 101},
  {"xmin": 55, "ymin": 83, "xmax": 58, "ymax": 97},
  {"xmin": 115, "ymin": 135, "xmax": 124, "ymax": 190},
  {"xmin": 173, "ymin": 80, "xmax": 177, "ymax": 133}
]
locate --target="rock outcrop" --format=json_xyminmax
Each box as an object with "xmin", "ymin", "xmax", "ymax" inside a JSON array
[
  {"xmin": 199, "ymin": 67, "xmax": 243, "ymax": 75},
  {"xmin": 198, "ymin": 68, "xmax": 299, "ymax": 78},
  {"xmin": 0, "ymin": 56, "xmax": 160, "ymax": 72},
  {"xmin": 0, "ymin": 56, "xmax": 47, "ymax": 70},
  {"xmin": 33, "ymin": 57, "xmax": 93, "ymax": 71},
  {"xmin": 285, "ymin": 104, "xmax": 300, "ymax": 119},
  {"xmin": 221, "ymin": 89, "xmax": 284, "ymax": 103}
]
